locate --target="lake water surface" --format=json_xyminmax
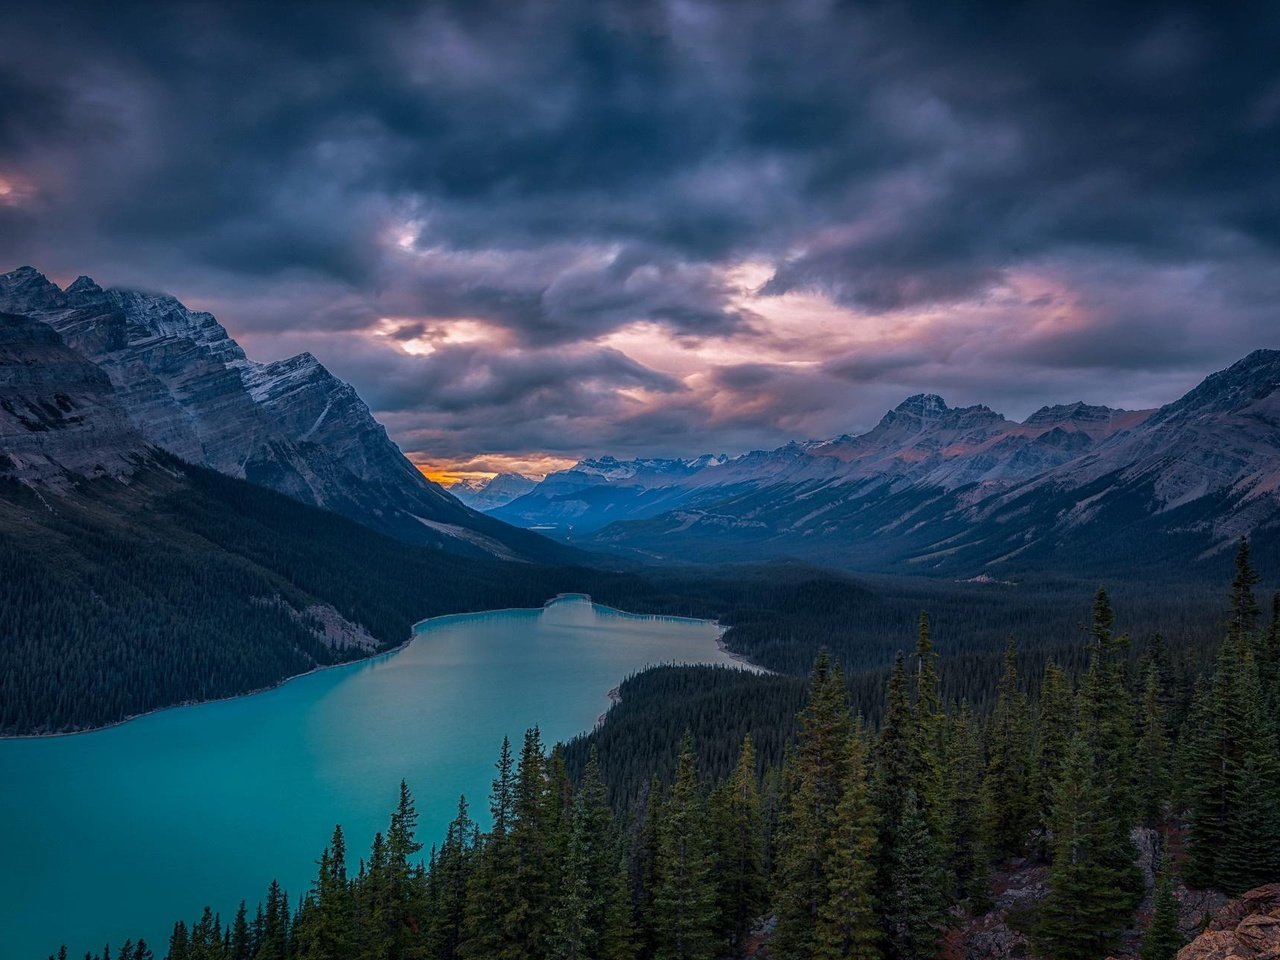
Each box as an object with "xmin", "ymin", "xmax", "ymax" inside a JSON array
[{"xmin": 0, "ymin": 596, "xmax": 746, "ymax": 958}]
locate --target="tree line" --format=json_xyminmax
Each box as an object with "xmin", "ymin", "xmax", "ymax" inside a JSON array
[{"xmin": 54, "ymin": 542, "xmax": 1280, "ymax": 960}]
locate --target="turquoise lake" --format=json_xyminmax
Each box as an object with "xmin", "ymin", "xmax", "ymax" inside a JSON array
[{"xmin": 0, "ymin": 596, "xmax": 748, "ymax": 959}]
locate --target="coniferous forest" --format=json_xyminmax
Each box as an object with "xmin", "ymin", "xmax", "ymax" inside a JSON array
[{"xmin": 55, "ymin": 542, "xmax": 1280, "ymax": 960}]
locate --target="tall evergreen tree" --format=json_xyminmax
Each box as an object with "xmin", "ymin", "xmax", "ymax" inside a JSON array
[
  {"xmin": 709, "ymin": 735, "xmax": 766, "ymax": 954},
  {"xmin": 549, "ymin": 748, "xmax": 634, "ymax": 960},
  {"xmin": 979, "ymin": 638, "xmax": 1032, "ymax": 860},
  {"xmin": 1035, "ymin": 733, "xmax": 1136, "ymax": 960},
  {"xmin": 813, "ymin": 731, "xmax": 881, "ymax": 960},
  {"xmin": 886, "ymin": 790, "xmax": 946, "ymax": 960},
  {"xmin": 1141, "ymin": 866, "xmax": 1185, "ymax": 960},
  {"xmin": 1136, "ymin": 664, "xmax": 1171, "ymax": 826},
  {"xmin": 1032, "ymin": 660, "xmax": 1073, "ymax": 857},
  {"xmin": 653, "ymin": 733, "xmax": 716, "ymax": 960},
  {"xmin": 945, "ymin": 701, "xmax": 989, "ymax": 908},
  {"xmin": 774, "ymin": 652, "xmax": 854, "ymax": 960}
]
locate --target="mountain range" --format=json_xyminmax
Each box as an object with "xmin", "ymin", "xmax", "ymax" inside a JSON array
[
  {"xmin": 0, "ymin": 266, "xmax": 567, "ymax": 563},
  {"xmin": 489, "ymin": 352, "xmax": 1280, "ymax": 576}
]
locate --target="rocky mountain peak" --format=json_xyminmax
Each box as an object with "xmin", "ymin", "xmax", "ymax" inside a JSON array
[
  {"xmin": 1150, "ymin": 348, "xmax": 1280, "ymax": 425},
  {"xmin": 894, "ymin": 393, "xmax": 950, "ymax": 418},
  {"xmin": 65, "ymin": 276, "xmax": 104, "ymax": 297},
  {"xmin": 1024, "ymin": 401, "xmax": 1122, "ymax": 425},
  {"xmin": 0, "ymin": 266, "xmax": 66, "ymax": 310},
  {"xmin": 0, "ymin": 311, "xmax": 149, "ymax": 487}
]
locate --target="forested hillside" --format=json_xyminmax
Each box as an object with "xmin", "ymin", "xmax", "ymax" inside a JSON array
[
  {"xmin": 3, "ymin": 451, "xmax": 1244, "ymax": 735},
  {"xmin": 54, "ymin": 545, "xmax": 1280, "ymax": 960}
]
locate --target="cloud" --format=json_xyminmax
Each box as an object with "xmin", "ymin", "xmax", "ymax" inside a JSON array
[{"xmin": 0, "ymin": 0, "xmax": 1278, "ymax": 470}]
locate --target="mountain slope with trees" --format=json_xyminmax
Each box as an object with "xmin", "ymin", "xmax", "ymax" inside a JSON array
[{"xmin": 55, "ymin": 545, "xmax": 1280, "ymax": 960}]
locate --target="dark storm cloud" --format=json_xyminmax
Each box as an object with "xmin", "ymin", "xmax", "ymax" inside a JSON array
[{"xmin": 0, "ymin": 0, "xmax": 1278, "ymax": 463}]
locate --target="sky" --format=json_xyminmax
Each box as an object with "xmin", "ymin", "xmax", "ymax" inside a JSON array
[{"xmin": 1, "ymin": 1, "xmax": 1278, "ymax": 480}]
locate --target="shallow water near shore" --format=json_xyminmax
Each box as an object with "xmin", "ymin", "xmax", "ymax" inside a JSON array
[{"xmin": 0, "ymin": 595, "xmax": 747, "ymax": 958}]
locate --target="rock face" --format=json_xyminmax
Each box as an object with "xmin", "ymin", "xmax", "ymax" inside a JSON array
[
  {"xmin": 0, "ymin": 311, "xmax": 150, "ymax": 488},
  {"xmin": 0, "ymin": 267, "xmax": 566, "ymax": 561},
  {"xmin": 451, "ymin": 472, "xmax": 539, "ymax": 511},
  {"xmin": 1176, "ymin": 885, "xmax": 1280, "ymax": 960},
  {"xmin": 491, "ymin": 350, "xmax": 1280, "ymax": 575}
]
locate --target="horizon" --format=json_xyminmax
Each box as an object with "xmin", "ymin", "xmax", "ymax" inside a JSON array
[
  {"xmin": 9, "ymin": 263, "xmax": 1277, "ymax": 486},
  {"xmin": 4, "ymin": 3, "xmax": 1279, "ymax": 479}
]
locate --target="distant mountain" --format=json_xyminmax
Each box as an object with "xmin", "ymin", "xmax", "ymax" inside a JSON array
[
  {"xmin": 494, "ymin": 353, "xmax": 1280, "ymax": 576},
  {"xmin": 0, "ymin": 267, "xmax": 570, "ymax": 563},
  {"xmin": 451, "ymin": 472, "xmax": 539, "ymax": 511},
  {"xmin": 491, "ymin": 454, "xmax": 729, "ymax": 531}
]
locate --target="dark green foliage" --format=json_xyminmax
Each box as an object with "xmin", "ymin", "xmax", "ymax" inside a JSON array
[
  {"xmin": 773, "ymin": 653, "xmax": 855, "ymax": 959},
  {"xmin": 886, "ymin": 792, "xmax": 947, "ymax": 960},
  {"xmin": 1034, "ymin": 732, "xmax": 1139, "ymax": 960},
  {"xmin": 41, "ymin": 561, "xmax": 1280, "ymax": 960},
  {"xmin": 708, "ymin": 736, "xmax": 766, "ymax": 954},
  {"xmin": 650, "ymin": 734, "xmax": 717, "ymax": 960},
  {"xmin": 978, "ymin": 639, "xmax": 1033, "ymax": 861},
  {"xmin": 1142, "ymin": 867, "xmax": 1186, "ymax": 960}
]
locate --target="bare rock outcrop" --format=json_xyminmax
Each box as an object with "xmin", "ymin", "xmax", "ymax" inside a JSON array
[{"xmin": 1176, "ymin": 884, "xmax": 1280, "ymax": 960}]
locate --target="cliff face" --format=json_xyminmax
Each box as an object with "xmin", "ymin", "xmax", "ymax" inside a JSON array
[
  {"xmin": 0, "ymin": 267, "xmax": 569, "ymax": 561},
  {"xmin": 0, "ymin": 311, "xmax": 150, "ymax": 489},
  {"xmin": 1175, "ymin": 884, "xmax": 1280, "ymax": 960}
]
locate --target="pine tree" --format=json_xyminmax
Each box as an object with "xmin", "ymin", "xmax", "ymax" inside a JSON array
[
  {"xmin": 709, "ymin": 735, "xmax": 766, "ymax": 954},
  {"xmin": 979, "ymin": 638, "xmax": 1032, "ymax": 861},
  {"xmin": 774, "ymin": 652, "xmax": 854, "ymax": 959},
  {"xmin": 814, "ymin": 731, "xmax": 881, "ymax": 960},
  {"xmin": 1217, "ymin": 641, "xmax": 1280, "ymax": 893},
  {"xmin": 1034, "ymin": 733, "xmax": 1135, "ymax": 960},
  {"xmin": 230, "ymin": 903, "xmax": 252, "ymax": 960},
  {"xmin": 945, "ymin": 701, "xmax": 989, "ymax": 909},
  {"xmin": 549, "ymin": 748, "xmax": 633, "ymax": 960},
  {"xmin": 911, "ymin": 613, "xmax": 948, "ymax": 846},
  {"xmin": 1185, "ymin": 546, "xmax": 1278, "ymax": 891},
  {"xmin": 1227, "ymin": 538, "xmax": 1262, "ymax": 644},
  {"xmin": 460, "ymin": 738, "xmax": 519, "ymax": 960},
  {"xmin": 1032, "ymin": 659, "xmax": 1073, "ymax": 853},
  {"xmin": 299, "ymin": 826, "xmax": 351, "ymax": 960},
  {"xmin": 1136, "ymin": 664, "xmax": 1171, "ymax": 826},
  {"xmin": 426, "ymin": 796, "xmax": 476, "ymax": 960},
  {"xmin": 167, "ymin": 922, "xmax": 189, "ymax": 960},
  {"xmin": 653, "ymin": 732, "xmax": 717, "ymax": 960},
  {"xmin": 1141, "ymin": 867, "xmax": 1185, "ymax": 960},
  {"xmin": 886, "ymin": 790, "xmax": 946, "ymax": 960},
  {"xmin": 635, "ymin": 775, "xmax": 665, "ymax": 960}
]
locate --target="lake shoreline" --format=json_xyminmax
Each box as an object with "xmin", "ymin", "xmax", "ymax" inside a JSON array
[{"xmin": 2, "ymin": 593, "xmax": 756, "ymax": 741}]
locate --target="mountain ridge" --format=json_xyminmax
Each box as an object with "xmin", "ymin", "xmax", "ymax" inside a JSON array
[
  {"xmin": 491, "ymin": 351, "xmax": 1280, "ymax": 575},
  {"xmin": 0, "ymin": 266, "xmax": 571, "ymax": 563}
]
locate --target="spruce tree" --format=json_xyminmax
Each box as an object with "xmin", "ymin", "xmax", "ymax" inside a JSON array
[
  {"xmin": 229, "ymin": 903, "xmax": 251, "ymax": 960},
  {"xmin": 1141, "ymin": 867, "xmax": 1185, "ymax": 960},
  {"xmin": 886, "ymin": 790, "xmax": 946, "ymax": 960},
  {"xmin": 978, "ymin": 638, "xmax": 1032, "ymax": 861},
  {"xmin": 814, "ymin": 732, "xmax": 881, "ymax": 960},
  {"xmin": 1032, "ymin": 660, "xmax": 1073, "ymax": 857},
  {"xmin": 774, "ymin": 652, "xmax": 854, "ymax": 959},
  {"xmin": 709, "ymin": 735, "xmax": 766, "ymax": 954},
  {"xmin": 1137, "ymin": 664, "xmax": 1171, "ymax": 826},
  {"xmin": 426, "ymin": 796, "xmax": 476, "ymax": 960},
  {"xmin": 945, "ymin": 701, "xmax": 989, "ymax": 908},
  {"xmin": 1035, "ymin": 733, "xmax": 1135, "ymax": 960},
  {"xmin": 549, "ymin": 748, "xmax": 632, "ymax": 960},
  {"xmin": 653, "ymin": 733, "xmax": 716, "ymax": 960},
  {"xmin": 460, "ymin": 738, "xmax": 519, "ymax": 960},
  {"xmin": 634, "ymin": 774, "xmax": 665, "ymax": 960}
]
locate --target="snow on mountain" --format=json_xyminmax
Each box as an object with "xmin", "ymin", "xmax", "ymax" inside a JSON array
[
  {"xmin": 0, "ymin": 267, "xmax": 568, "ymax": 562},
  {"xmin": 450, "ymin": 472, "xmax": 539, "ymax": 511},
  {"xmin": 500, "ymin": 356, "xmax": 1278, "ymax": 575}
]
